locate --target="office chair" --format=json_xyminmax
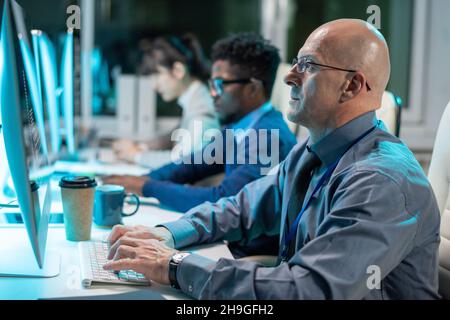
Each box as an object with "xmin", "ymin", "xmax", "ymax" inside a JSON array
[
  {"xmin": 428, "ymin": 100, "xmax": 450, "ymax": 299},
  {"xmin": 378, "ymin": 91, "xmax": 402, "ymax": 137}
]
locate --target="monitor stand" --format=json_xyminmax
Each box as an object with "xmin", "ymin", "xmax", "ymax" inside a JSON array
[
  {"xmin": 2, "ymin": 212, "xmax": 64, "ymax": 224},
  {"xmin": 0, "ymin": 250, "xmax": 61, "ymax": 278}
]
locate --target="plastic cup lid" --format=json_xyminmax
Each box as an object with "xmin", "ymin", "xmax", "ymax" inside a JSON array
[{"xmin": 59, "ymin": 176, "xmax": 97, "ymax": 189}]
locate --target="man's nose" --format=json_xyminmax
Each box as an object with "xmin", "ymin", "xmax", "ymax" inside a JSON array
[
  {"xmin": 210, "ymin": 88, "xmax": 220, "ymax": 99},
  {"xmin": 284, "ymin": 65, "xmax": 303, "ymax": 87}
]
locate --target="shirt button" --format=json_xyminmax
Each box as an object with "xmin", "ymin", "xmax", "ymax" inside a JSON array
[{"xmin": 188, "ymin": 285, "xmax": 193, "ymax": 292}]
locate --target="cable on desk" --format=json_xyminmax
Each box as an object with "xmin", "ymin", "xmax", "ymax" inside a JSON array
[{"xmin": 0, "ymin": 199, "xmax": 19, "ymax": 209}]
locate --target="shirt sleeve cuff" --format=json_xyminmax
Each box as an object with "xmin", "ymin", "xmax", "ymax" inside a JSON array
[
  {"xmin": 177, "ymin": 254, "xmax": 216, "ymax": 299},
  {"xmin": 142, "ymin": 180, "xmax": 155, "ymax": 197},
  {"xmin": 157, "ymin": 219, "xmax": 199, "ymax": 249}
]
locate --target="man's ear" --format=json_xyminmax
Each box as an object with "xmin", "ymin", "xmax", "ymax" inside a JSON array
[
  {"xmin": 249, "ymin": 78, "xmax": 265, "ymax": 99},
  {"xmin": 171, "ymin": 62, "xmax": 187, "ymax": 80},
  {"xmin": 340, "ymin": 72, "xmax": 365, "ymax": 103}
]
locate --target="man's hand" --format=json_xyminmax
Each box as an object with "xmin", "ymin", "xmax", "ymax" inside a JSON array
[
  {"xmin": 102, "ymin": 175, "xmax": 148, "ymax": 196},
  {"xmin": 107, "ymin": 225, "xmax": 175, "ymax": 259},
  {"xmin": 112, "ymin": 139, "xmax": 148, "ymax": 163},
  {"xmin": 103, "ymin": 238, "xmax": 178, "ymax": 285},
  {"xmin": 112, "ymin": 139, "xmax": 135, "ymax": 153}
]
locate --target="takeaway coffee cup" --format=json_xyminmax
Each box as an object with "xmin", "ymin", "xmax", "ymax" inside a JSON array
[
  {"xmin": 59, "ymin": 176, "xmax": 97, "ymax": 241},
  {"xmin": 93, "ymin": 185, "xmax": 140, "ymax": 227}
]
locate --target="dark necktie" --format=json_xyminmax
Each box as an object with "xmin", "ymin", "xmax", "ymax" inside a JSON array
[{"xmin": 279, "ymin": 149, "xmax": 321, "ymax": 262}]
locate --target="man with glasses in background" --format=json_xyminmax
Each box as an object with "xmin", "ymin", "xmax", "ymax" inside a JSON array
[{"xmin": 105, "ymin": 32, "xmax": 297, "ymax": 258}]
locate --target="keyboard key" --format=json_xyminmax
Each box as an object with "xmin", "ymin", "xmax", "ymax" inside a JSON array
[{"xmin": 81, "ymin": 241, "xmax": 149, "ymax": 286}]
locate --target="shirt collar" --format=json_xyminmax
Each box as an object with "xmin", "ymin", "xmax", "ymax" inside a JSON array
[
  {"xmin": 177, "ymin": 80, "xmax": 203, "ymax": 110},
  {"xmin": 231, "ymin": 101, "xmax": 273, "ymax": 131},
  {"xmin": 309, "ymin": 111, "xmax": 379, "ymax": 166}
]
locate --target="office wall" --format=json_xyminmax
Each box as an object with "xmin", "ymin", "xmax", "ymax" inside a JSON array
[
  {"xmin": 264, "ymin": 0, "xmax": 449, "ymax": 152},
  {"xmin": 402, "ymin": 0, "xmax": 450, "ymax": 151},
  {"xmin": 77, "ymin": 0, "xmax": 449, "ymax": 151}
]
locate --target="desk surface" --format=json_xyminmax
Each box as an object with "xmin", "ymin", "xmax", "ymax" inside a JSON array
[{"xmin": 0, "ymin": 203, "xmax": 233, "ymax": 300}]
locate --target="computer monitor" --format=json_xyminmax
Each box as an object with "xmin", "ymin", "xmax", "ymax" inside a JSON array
[
  {"xmin": 0, "ymin": 90, "xmax": 15, "ymax": 206},
  {"xmin": 34, "ymin": 29, "xmax": 61, "ymax": 155},
  {"xmin": 60, "ymin": 28, "xmax": 75, "ymax": 154},
  {"xmin": 92, "ymin": 47, "xmax": 111, "ymax": 115},
  {"xmin": 32, "ymin": 28, "xmax": 76, "ymax": 157},
  {"xmin": 0, "ymin": 106, "xmax": 10, "ymax": 208},
  {"xmin": 0, "ymin": 36, "xmax": 4, "ymax": 194},
  {"xmin": 0, "ymin": 0, "xmax": 59, "ymax": 277},
  {"xmin": 0, "ymin": 77, "xmax": 7, "ymax": 211},
  {"xmin": 0, "ymin": 1, "xmax": 46, "ymax": 208},
  {"xmin": 12, "ymin": 1, "xmax": 48, "ymax": 156}
]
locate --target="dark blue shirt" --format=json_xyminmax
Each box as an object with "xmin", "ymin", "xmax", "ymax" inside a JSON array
[
  {"xmin": 162, "ymin": 111, "xmax": 441, "ymax": 299},
  {"xmin": 142, "ymin": 104, "xmax": 297, "ymax": 213}
]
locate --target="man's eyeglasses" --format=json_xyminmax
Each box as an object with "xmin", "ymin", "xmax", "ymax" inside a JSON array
[
  {"xmin": 291, "ymin": 57, "xmax": 371, "ymax": 91},
  {"xmin": 208, "ymin": 78, "xmax": 252, "ymax": 96}
]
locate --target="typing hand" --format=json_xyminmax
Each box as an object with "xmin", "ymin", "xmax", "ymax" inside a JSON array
[
  {"xmin": 112, "ymin": 139, "xmax": 136, "ymax": 153},
  {"xmin": 102, "ymin": 175, "xmax": 148, "ymax": 196},
  {"xmin": 103, "ymin": 237, "xmax": 178, "ymax": 286},
  {"xmin": 107, "ymin": 225, "xmax": 175, "ymax": 260},
  {"xmin": 112, "ymin": 139, "xmax": 145, "ymax": 163}
]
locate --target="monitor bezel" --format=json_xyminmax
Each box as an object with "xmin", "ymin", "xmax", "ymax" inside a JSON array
[{"xmin": 0, "ymin": 0, "xmax": 52, "ymax": 268}]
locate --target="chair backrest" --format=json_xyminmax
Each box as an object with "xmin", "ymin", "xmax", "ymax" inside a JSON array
[
  {"xmin": 428, "ymin": 100, "xmax": 450, "ymax": 299},
  {"xmin": 270, "ymin": 62, "xmax": 402, "ymax": 139},
  {"xmin": 377, "ymin": 91, "xmax": 402, "ymax": 137}
]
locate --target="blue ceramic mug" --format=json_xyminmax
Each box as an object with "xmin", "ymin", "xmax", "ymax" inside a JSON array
[{"xmin": 93, "ymin": 185, "xmax": 140, "ymax": 227}]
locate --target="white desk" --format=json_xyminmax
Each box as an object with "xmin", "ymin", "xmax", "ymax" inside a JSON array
[
  {"xmin": 0, "ymin": 203, "xmax": 233, "ymax": 300},
  {"xmin": 78, "ymin": 147, "xmax": 173, "ymax": 171}
]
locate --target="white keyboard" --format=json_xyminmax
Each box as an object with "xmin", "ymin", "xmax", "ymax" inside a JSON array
[
  {"xmin": 78, "ymin": 241, "xmax": 150, "ymax": 288},
  {"xmin": 53, "ymin": 161, "xmax": 149, "ymax": 177}
]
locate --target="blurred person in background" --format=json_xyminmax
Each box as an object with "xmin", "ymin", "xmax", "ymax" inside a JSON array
[
  {"xmin": 105, "ymin": 33, "xmax": 297, "ymax": 258},
  {"xmin": 112, "ymin": 34, "xmax": 220, "ymax": 164}
]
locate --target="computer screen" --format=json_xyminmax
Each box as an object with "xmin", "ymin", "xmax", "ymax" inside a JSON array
[
  {"xmin": 0, "ymin": 0, "xmax": 54, "ymax": 270},
  {"xmin": 11, "ymin": 0, "xmax": 48, "ymax": 156},
  {"xmin": 0, "ymin": 37, "xmax": 4, "ymax": 193},
  {"xmin": 0, "ymin": 110, "xmax": 12, "ymax": 210},
  {"xmin": 36, "ymin": 30, "xmax": 61, "ymax": 156},
  {"xmin": 60, "ymin": 28, "xmax": 75, "ymax": 154},
  {"xmin": 0, "ymin": 85, "xmax": 9, "ymax": 216},
  {"xmin": 31, "ymin": 28, "xmax": 76, "ymax": 158}
]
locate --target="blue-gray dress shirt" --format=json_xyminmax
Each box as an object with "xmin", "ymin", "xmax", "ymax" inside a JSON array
[{"xmin": 161, "ymin": 111, "xmax": 441, "ymax": 299}]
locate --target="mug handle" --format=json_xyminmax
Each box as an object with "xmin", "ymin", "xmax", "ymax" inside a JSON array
[{"xmin": 122, "ymin": 193, "xmax": 140, "ymax": 216}]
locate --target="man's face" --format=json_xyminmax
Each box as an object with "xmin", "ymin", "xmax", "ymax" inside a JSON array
[
  {"xmin": 209, "ymin": 60, "xmax": 248, "ymax": 125},
  {"xmin": 284, "ymin": 31, "xmax": 343, "ymax": 128}
]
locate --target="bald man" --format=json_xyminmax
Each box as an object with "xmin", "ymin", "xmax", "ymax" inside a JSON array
[{"xmin": 103, "ymin": 20, "xmax": 441, "ymax": 299}]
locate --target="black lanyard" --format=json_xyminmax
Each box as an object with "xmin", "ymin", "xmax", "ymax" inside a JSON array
[{"xmin": 280, "ymin": 121, "xmax": 380, "ymax": 262}]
